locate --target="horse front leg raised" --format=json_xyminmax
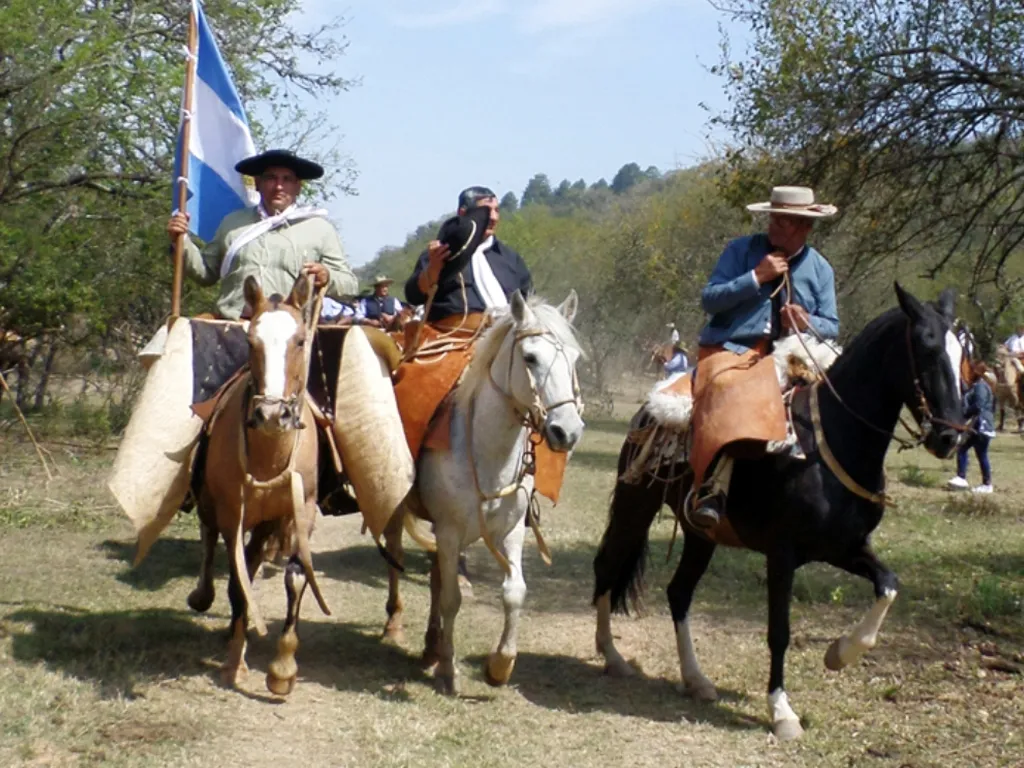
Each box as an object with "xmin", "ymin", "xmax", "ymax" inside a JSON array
[
  {"xmin": 825, "ymin": 545, "xmax": 899, "ymax": 671},
  {"xmin": 766, "ymin": 552, "xmax": 803, "ymax": 741},
  {"xmin": 666, "ymin": 533, "xmax": 718, "ymax": 701},
  {"xmin": 485, "ymin": 512, "xmax": 527, "ymax": 686},
  {"xmin": 187, "ymin": 513, "xmax": 218, "ymax": 613}
]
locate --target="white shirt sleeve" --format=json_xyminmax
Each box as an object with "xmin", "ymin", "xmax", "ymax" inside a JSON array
[{"xmin": 353, "ymin": 299, "xmax": 367, "ymax": 321}]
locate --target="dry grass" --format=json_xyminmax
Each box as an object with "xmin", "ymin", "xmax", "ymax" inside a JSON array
[{"xmin": 1, "ymin": 417, "xmax": 1022, "ymax": 767}]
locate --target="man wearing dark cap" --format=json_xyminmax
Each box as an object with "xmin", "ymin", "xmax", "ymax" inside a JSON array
[
  {"xmin": 405, "ymin": 186, "xmax": 532, "ymax": 321},
  {"xmin": 166, "ymin": 148, "xmax": 357, "ymax": 319}
]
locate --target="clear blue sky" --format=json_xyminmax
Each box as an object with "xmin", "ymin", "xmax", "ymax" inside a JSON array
[{"xmin": 291, "ymin": 0, "xmax": 746, "ymax": 267}]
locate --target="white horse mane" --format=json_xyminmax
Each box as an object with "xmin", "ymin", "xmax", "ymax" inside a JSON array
[{"xmin": 456, "ymin": 297, "xmax": 582, "ymax": 409}]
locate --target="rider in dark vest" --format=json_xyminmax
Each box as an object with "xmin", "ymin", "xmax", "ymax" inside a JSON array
[{"xmin": 356, "ymin": 275, "xmax": 403, "ymax": 330}]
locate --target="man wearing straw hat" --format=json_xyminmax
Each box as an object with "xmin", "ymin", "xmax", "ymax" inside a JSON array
[
  {"xmin": 686, "ymin": 185, "xmax": 839, "ymax": 531},
  {"xmin": 166, "ymin": 148, "xmax": 358, "ymax": 318},
  {"xmin": 355, "ymin": 275, "xmax": 403, "ymax": 330}
]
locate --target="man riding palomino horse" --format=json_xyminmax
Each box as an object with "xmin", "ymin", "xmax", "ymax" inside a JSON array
[
  {"xmin": 111, "ymin": 148, "xmax": 413, "ymax": 568},
  {"xmin": 688, "ymin": 185, "xmax": 839, "ymax": 530}
]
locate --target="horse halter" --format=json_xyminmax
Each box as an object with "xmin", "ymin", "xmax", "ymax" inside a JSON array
[
  {"xmin": 488, "ymin": 326, "xmax": 584, "ymax": 431},
  {"xmin": 246, "ymin": 388, "xmax": 304, "ymax": 430},
  {"xmin": 902, "ymin": 322, "xmax": 970, "ymax": 443}
]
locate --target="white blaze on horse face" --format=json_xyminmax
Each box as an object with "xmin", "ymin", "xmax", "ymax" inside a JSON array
[
  {"xmin": 254, "ymin": 310, "xmax": 299, "ymax": 398},
  {"xmin": 945, "ymin": 330, "xmax": 963, "ymax": 394}
]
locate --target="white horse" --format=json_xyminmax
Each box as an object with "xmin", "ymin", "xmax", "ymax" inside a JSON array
[{"xmin": 384, "ymin": 290, "xmax": 585, "ymax": 694}]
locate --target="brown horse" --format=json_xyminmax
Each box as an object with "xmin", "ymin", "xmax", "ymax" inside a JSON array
[{"xmin": 190, "ymin": 274, "xmax": 330, "ymax": 693}]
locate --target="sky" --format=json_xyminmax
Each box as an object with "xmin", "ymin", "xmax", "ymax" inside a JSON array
[{"xmin": 286, "ymin": 0, "xmax": 747, "ymax": 268}]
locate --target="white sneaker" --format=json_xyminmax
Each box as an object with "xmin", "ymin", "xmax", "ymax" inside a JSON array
[
  {"xmin": 971, "ymin": 484, "xmax": 993, "ymax": 494},
  {"xmin": 946, "ymin": 476, "xmax": 969, "ymax": 490}
]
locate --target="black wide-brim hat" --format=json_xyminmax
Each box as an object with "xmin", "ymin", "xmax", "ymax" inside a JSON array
[
  {"xmin": 435, "ymin": 205, "xmax": 491, "ymax": 279},
  {"xmin": 235, "ymin": 149, "xmax": 324, "ymax": 180}
]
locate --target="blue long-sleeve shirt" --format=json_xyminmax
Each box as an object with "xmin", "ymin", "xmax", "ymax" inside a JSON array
[
  {"xmin": 698, "ymin": 234, "xmax": 839, "ymax": 352},
  {"xmin": 963, "ymin": 378, "xmax": 996, "ymax": 437}
]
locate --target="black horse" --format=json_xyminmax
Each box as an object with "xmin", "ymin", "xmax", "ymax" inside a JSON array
[{"xmin": 592, "ymin": 284, "xmax": 964, "ymax": 741}]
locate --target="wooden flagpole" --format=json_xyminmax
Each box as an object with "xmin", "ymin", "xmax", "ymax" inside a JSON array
[{"xmin": 171, "ymin": 4, "xmax": 199, "ymax": 319}]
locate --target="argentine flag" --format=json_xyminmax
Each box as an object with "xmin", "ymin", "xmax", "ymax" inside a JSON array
[{"xmin": 174, "ymin": 0, "xmax": 258, "ymax": 242}]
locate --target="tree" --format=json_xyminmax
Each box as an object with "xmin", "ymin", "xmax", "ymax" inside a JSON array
[
  {"xmin": 521, "ymin": 174, "xmax": 552, "ymax": 207},
  {"xmin": 713, "ymin": 0, "xmax": 1024, "ymax": 340},
  {"xmin": 611, "ymin": 162, "xmax": 644, "ymax": 194},
  {"xmin": 499, "ymin": 191, "xmax": 518, "ymax": 211}
]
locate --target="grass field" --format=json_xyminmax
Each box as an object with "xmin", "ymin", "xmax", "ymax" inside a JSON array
[{"xmin": 1, "ymin": 409, "xmax": 1022, "ymax": 767}]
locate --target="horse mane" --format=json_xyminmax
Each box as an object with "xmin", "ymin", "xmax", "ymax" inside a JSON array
[
  {"xmin": 456, "ymin": 297, "xmax": 582, "ymax": 409},
  {"xmin": 827, "ymin": 307, "xmax": 904, "ymax": 379}
]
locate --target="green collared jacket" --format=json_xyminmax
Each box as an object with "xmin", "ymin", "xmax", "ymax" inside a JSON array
[{"xmin": 179, "ymin": 207, "xmax": 358, "ymax": 319}]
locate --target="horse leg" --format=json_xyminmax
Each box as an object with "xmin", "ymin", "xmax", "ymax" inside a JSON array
[
  {"xmin": 187, "ymin": 514, "xmax": 218, "ymax": 613},
  {"xmin": 421, "ymin": 552, "xmax": 443, "ymax": 670},
  {"xmin": 666, "ymin": 533, "xmax": 718, "ymax": 701},
  {"xmin": 382, "ymin": 510, "xmax": 406, "ymax": 643},
  {"xmin": 593, "ymin": 470, "xmax": 665, "ymax": 677},
  {"xmin": 244, "ymin": 520, "xmax": 277, "ymax": 580},
  {"xmin": 824, "ymin": 546, "xmax": 899, "ymax": 671},
  {"xmin": 485, "ymin": 515, "xmax": 527, "ymax": 686},
  {"xmin": 433, "ymin": 528, "xmax": 462, "ymax": 696},
  {"xmin": 766, "ymin": 552, "xmax": 803, "ymax": 741},
  {"xmin": 266, "ymin": 555, "xmax": 307, "ymax": 696},
  {"xmin": 221, "ymin": 529, "xmax": 250, "ymax": 687}
]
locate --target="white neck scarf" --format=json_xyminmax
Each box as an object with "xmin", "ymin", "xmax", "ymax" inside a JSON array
[
  {"xmin": 220, "ymin": 203, "xmax": 328, "ymax": 278},
  {"xmin": 470, "ymin": 236, "xmax": 507, "ymax": 309}
]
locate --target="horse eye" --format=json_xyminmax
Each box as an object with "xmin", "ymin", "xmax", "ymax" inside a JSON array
[
  {"xmin": 523, "ymin": 352, "xmax": 538, "ymax": 366},
  {"xmin": 296, "ymin": 338, "xmax": 305, "ymax": 348}
]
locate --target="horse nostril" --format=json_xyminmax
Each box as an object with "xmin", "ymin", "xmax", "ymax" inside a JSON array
[{"xmin": 547, "ymin": 424, "xmax": 567, "ymax": 446}]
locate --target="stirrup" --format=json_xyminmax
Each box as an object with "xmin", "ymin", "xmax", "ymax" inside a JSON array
[{"xmin": 682, "ymin": 489, "xmax": 721, "ymax": 531}]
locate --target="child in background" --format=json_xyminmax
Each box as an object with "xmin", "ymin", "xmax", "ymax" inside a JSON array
[{"xmin": 947, "ymin": 361, "xmax": 997, "ymax": 493}]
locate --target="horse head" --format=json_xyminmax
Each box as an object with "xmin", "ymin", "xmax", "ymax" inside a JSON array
[
  {"xmin": 504, "ymin": 290, "xmax": 585, "ymax": 452},
  {"xmin": 243, "ymin": 275, "xmax": 313, "ymax": 432},
  {"xmin": 895, "ymin": 283, "xmax": 964, "ymax": 458}
]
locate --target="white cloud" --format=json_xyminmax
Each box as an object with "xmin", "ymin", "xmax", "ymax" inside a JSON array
[{"xmin": 389, "ymin": 0, "xmax": 506, "ymax": 29}]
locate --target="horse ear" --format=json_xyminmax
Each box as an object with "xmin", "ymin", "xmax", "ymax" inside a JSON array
[
  {"xmin": 894, "ymin": 281, "xmax": 925, "ymax": 323},
  {"xmin": 288, "ymin": 274, "xmax": 313, "ymax": 311},
  {"xmin": 558, "ymin": 289, "xmax": 578, "ymax": 324},
  {"xmin": 935, "ymin": 288, "xmax": 956, "ymax": 325},
  {"xmin": 510, "ymin": 290, "xmax": 534, "ymax": 325},
  {"xmin": 243, "ymin": 275, "xmax": 264, "ymax": 315}
]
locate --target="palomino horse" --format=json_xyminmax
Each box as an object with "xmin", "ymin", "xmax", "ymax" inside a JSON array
[
  {"xmin": 383, "ymin": 291, "xmax": 585, "ymax": 694},
  {"xmin": 190, "ymin": 275, "xmax": 330, "ymax": 694},
  {"xmin": 592, "ymin": 284, "xmax": 964, "ymax": 741},
  {"xmin": 993, "ymin": 346, "xmax": 1024, "ymax": 431}
]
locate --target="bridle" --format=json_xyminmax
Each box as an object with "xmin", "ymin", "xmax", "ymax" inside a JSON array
[{"xmin": 487, "ymin": 326, "xmax": 584, "ymax": 432}]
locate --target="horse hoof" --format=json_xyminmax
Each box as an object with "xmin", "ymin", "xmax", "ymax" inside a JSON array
[
  {"xmin": 682, "ymin": 679, "xmax": 718, "ymax": 702},
  {"xmin": 187, "ymin": 587, "xmax": 214, "ymax": 613},
  {"xmin": 220, "ymin": 662, "xmax": 248, "ymax": 688},
  {"xmin": 382, "ymin": 625, "xmax": 406, "ymax": 645},
  {"xmin": 603, "ymin": 657, "xmax": 635, "ymax": 678},
  {"xmin": 266, "ymin": 672, "xmax": 296, "ymax": 696},
  {"xmin": 435, "ymin": 672, "xmax": 459, "ymax": 696},
  {"xmin": 484, "ymin": 652, "xmax": 516, "ymax": 686},
  {"xmin": 773, "ymin": 718, "xmax": 804, "ymax": 742},
  {"xmin": 824, "ymin": 638, "xmax": 847, "ymax": 671}
]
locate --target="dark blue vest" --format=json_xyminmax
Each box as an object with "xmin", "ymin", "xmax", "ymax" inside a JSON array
[{"xmin": 362, "ymin": 295, "xmax": 397, "ymax": 320}]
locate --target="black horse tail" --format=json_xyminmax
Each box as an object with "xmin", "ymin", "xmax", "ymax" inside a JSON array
[{"xmin": 592, "ymin": 428, "xmax": 668, "ymax": 615}]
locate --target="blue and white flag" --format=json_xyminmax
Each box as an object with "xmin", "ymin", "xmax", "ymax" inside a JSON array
[{"xmin": 174, "ymin": 0, "xmax": 258, "ymax": 242}]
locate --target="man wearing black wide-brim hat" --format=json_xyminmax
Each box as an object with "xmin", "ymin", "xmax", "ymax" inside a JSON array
[
  {"xmin": 166, "ymin": 148, "xmax": 357, "ymax": 319},
  {"xmin": 405, "ymin": 186, "xmax": 532, "ymax": 322}
]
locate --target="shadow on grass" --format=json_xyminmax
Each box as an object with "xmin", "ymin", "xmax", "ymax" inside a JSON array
[
  {"xmin": 6, "ymin": 604, "xmax": 433, "ymax": 702},
  {"xmin": 99, "ymin": 537, "xmax": 220, "ymax": 591},
  {"xmin": 463, "ymin": 650, "xmax": 763, "ymax": 730}
]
